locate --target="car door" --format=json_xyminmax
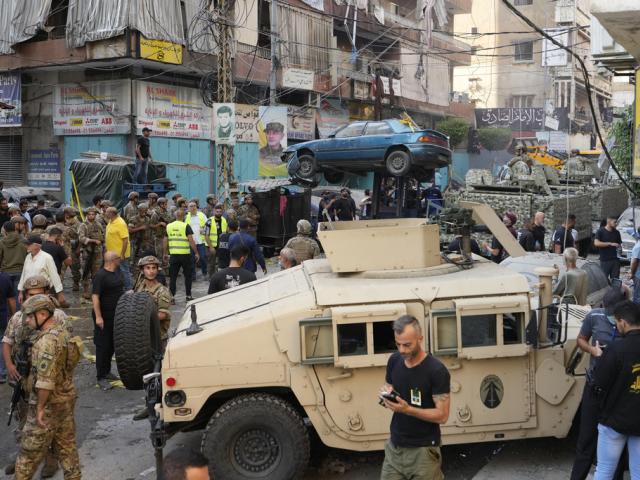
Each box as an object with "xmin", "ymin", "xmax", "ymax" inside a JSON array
[
  {"xmin": 360, "ymin": 121, "xmax": 394, "ymax": 162},
  {"xmin": 324, "ymin": 122, "xmax": 367, "ymax": 165}
]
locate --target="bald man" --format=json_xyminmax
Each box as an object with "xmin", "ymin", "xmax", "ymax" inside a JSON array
[{"xmin": 91, "ymin": 251, "xmax": 125, "ymax": 390}]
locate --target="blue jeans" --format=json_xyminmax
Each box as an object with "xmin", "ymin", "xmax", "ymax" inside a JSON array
[
  {"xmin": 595, "ymin": 424, "xmax": 640, "ymax": 479},
  {"xmin": 191, "ymin": 244, "xmax": 207, "ymax": 278},
  {"xmin": 119, "ymin": 258, "xmax": 132, "ymax": 291},
  {"xmin": 134, "ymin": 158, "xmax": 149, "ymax": 184},
  {"xmin": 634, "ymin": 276, "xmax": 640, "ymax": 304}
]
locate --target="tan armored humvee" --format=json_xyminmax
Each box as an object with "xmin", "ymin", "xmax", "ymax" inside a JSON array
[{"xmin": 114, "ymin": 202, "xmax": 589, "ymax": 480}]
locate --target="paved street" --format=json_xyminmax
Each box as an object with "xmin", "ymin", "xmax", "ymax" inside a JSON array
[{"xmin": 0, "ymin": 260, "xmax": 584, "ymax": 479}]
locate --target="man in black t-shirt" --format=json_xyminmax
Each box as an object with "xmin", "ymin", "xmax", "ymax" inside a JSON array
[
  {"xmin": 134, "ymin": 127, "xmax": 152, "ymax": 184},
  {"xmin": 330, "ymin": 189, "xmax": 356, "ymax": 221},
  {"xmin": 553, "ymin": 214, "xmax": 576, "ymax": 254},
  {"xmin": 594, "ymin": 215, "xmax": 622, "ymax": 282},
  {"xmin": 41, "ymin": 227, "xmax": 71, "ymax": 274},
  {"xmin": 92, "ymin": 251, "xmax": 124, "ymax": 390},
  {"xmin": 380, "ymin": 315, "xmax": 450, "ymax": 480},
  {"xmin": 216, "ymin": 220, "xmax": 237, "ymax": 271},
  {"xmin": 208, "ymin": 244, "xmax": 256, "ymax": 295}
]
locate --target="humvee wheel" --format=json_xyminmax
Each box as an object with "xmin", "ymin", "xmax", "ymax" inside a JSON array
[
  {"xmin": 201, "ymin": 393, "xmax": 310, "ymax": 479},
  {"xmin": 113, "ymin": 292, "xmax": 161, "ymax": 390}
]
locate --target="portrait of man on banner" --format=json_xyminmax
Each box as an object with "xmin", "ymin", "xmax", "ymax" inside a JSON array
[
  {"xmin": 258, "ymin": 106, "xmax": 288, "ymax": 177},
  {"xmin": 214, "ymin": 103, "xmax": 236, "ymax": 145}
]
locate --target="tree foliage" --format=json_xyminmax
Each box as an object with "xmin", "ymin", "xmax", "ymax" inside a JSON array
[
  {"xmin": 477, "ymin": 128, "xmax": 512, "ymax": 151},
  {"xmin": 436, "ymin": 117, "xmax": 470, "ymax": 149},
  {"xmin": 610, "ymin": 105, "xmax": 633, "ymax": 179}
]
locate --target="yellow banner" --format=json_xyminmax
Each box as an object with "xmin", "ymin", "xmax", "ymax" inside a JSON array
[
  {"xmin": 634, "ymin": 69, "xmax": 640, "ymax": 177},
  {"xmin": 140, "ymin": 36, "xmax": 183, "ymax": 65}
]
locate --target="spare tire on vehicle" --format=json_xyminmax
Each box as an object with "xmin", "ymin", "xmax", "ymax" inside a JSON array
[{"xmin": 114, "ymin": 292, "xmax": 162, "ymax": 390}]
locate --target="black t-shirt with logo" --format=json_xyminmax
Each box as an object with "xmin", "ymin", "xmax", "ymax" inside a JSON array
[
  {"xmin": 216, "ymin": 232, "xmax": 231, "ymax": 269},
  {"xmin": 552, "ymin": 226, "xmax": 574, "ymax": 253},
  {"xmin": 385, "ymin": 352, "xmax": 450, "ymax": 447},
  {"xmin": 207, "ymin": 267, "xmax": 256, "ymax": 295}
]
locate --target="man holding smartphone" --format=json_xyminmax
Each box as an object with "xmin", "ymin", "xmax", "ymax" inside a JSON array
[{"xmin": 380, "ymin": 315, "xmax": 451, "ymax": 480}]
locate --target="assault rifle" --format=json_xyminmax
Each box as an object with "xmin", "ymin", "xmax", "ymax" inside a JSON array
[{"xmin": 7, "ymin": 340, "xmax": 31, "ymax": 425}]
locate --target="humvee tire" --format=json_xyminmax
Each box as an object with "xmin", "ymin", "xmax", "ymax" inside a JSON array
[
  {"xmin": 201, "ymin": 393, "xmax": 310, "ymax": 479},
  {"xmin": 113, "ymin": 292, "xmax": 161, "ymax": 390},
  {"xmin": 385, "ymin": 149, "xmax": 411, "ymax": 176}
]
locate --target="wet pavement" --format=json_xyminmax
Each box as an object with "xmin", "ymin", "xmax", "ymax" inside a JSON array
[{"xmin": 0, "ymin": 258, "xmax": 584, "ymax": 479}]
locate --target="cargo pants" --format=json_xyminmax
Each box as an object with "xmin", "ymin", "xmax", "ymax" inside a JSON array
[
  {"xmin": 15, "ymin": 403, "xmax": 81, "ymax": 480},
  {"xmin": 380, "ymin": 440, "xmax": 444, "ymax": 480}
]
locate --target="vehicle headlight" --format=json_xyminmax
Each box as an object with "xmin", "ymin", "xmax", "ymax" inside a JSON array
[{"xmin": 165, "ymin": 390, "xmax": 186, "ymax": 407}]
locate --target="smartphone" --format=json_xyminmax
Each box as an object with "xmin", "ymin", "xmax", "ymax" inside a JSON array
[{"xmin": 378, "ymin": 390, "xmax": 400, "ymax": 406}]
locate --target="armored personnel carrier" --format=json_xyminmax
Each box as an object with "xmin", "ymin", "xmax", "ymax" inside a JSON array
[{"xmin": 114, "ymin": 202, "xmax": 589, "ymax": 480}]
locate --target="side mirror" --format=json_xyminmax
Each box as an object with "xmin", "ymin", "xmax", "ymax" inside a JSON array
[{"xmin": 328, "ymin": 133, "xmax": 335, "ymax": 139}]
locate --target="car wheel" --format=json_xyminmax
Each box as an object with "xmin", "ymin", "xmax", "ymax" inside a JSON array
[
  {"xmin": 201, "ymin": 393, "xmax": 310, "ymax": 480},
  {"xmin": 113, "ymin": 292, "xmax": 162, "ymax": 390},
  {"xmin": 385, "ymin": 150, "xmax": 411, "ymax": 176},
  {"xmin": 297, "ymin": 154, "xmax": 316, "ymax": 179},
  {"xmin": 323, "ymin": 171, "xmax": 345, "ymax": 184}
]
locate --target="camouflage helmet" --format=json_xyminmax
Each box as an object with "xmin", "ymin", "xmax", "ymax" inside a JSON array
[
  {"xmin": 138, "ymin": 255, "xmax": 161, "ymax": 267},
  {"xmin": 100, "ymin": 199, "xmax": 113, "ymax": 208},
  {"xmin": 63, "ymin": 207, "xmax": 77, "ymax": 217},
  {"xmin": 138, "ymin": 202, "xmax": 149, "ymax": 210},
  {"xmin": 32, "ymin": 214, "xmax": 47, "ymax": 227},
  {"xmin": 85, "ymin": 207, "xmax": 99, "ymax": 214},
  {"xmin": 147, "ymin": 192, "xmax": 158, "ymax": 199},
  {"xmin": 128, "ymin": 191, "xmax": 139, "ymax": 200},
  {"xmin": 22, "ymin": 294, "xmax": 56, "ymax": 315},
  {"xmin": 157, "ymin": 197, "xmax": 168, "ymax": 204},
  {"xmin": 23, "ymin": 275, "xmax": 50, "ymax": 290},
  {"xmin": 297, "ymin": 219, "xmax": 312, "ymax": 235},
  {"xmin": 206, "ymin": 194, "xmax": 216, "ymax": 202}
]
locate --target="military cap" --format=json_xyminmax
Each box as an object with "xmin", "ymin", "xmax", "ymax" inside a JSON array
[
  {"xmin": 85, "ymin": 207, "xmax": 99, "ymax": 214},
  {"xmin": 147, "ymin": 192, "xmax": 159, "ymax": 199},
  {"xmin": 22, "ymin": 294, "xmax": 56, "ymax": 315},
  {"xmin": 23, "ymin": 275, "xmax": 50, "ymax": 290},
  {"xmin": 138, "ymin": 255, "xmax": 161, "ymax": 267},
  {"xmin": 128, "ymin": 191, "xmax": 139, "ymax": 200},
  {"xmin": 265, "ymin": 122, "xmax": 284, "ymax": 133},
  {"xmin": 157, "ymin": 197, "xmax": 168, "ymax": 204},
  {"xmin": 297, "ymin": 219, "xmax": 312, "ymax": 235},
  {"xmin": 63, "ymin": 207, "xmax": 77, "ymax": 217},
  {"xmin": 138, "ymin": 202, "xmax": 149, "ymax": 210},
  {"xmin": 100, "ymin": 200, "xmax": 113, "ymax": 207},
  {"xmin": 32, "ymin": 214, "xmax": 47, "ymax": 226}
]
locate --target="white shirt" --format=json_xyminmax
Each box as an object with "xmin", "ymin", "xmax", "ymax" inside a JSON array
[
  {"xmin": 189, "ymin": 213, "xmax": 203, "ymax": 245},
  {"xmin": 17, "ymin": 249, "xmax": 63, "ymax": 293}
]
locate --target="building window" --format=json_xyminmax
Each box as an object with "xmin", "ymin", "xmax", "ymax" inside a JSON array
[
  {"xmin": 514, "ymin": 41, "xmax": 533, "ymax": 62},
  {"xmin": 508, "ymin": 95, "xmax": 535, "ymax": 108},
  {"xmin": 388, "ymin": 2, "xmax": 399, "ymax": 15},
  {"xmin": 514, "ymin": 0, "xmax": 533, "ymax": 5}
]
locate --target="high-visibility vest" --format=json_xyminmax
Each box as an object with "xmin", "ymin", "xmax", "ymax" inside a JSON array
[
  {"xmin": 166, "ymin": 221, "xmax": 190, "ymax": 255},
  {"xmin": 186, "ymin": 211, "xmax": 207, "ymax": 243},
  {"xmin": 208, "ymin": 215, "xmax": 228, "ymax": 245}
]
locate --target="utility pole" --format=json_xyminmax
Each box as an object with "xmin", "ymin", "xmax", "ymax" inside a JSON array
[
  {"xmin": 217, "ymin": 0, "xmax": 236, "ymax": 204},
  {"xmin": 269, "ymin": 0, "xmax": 278, "ymax": 105}
]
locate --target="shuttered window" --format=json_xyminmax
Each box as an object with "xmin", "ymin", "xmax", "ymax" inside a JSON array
[
  {"xmin": 0, "ymin": 136, "xmax": 23, "ymax": 184},
  {"xmin": 277, "ymin": 3, "xmax": 332, "ymax": 71}
]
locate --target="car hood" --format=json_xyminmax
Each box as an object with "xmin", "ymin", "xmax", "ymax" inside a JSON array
[{"xmin": 284, "ymin": 139, "xmax": 323, "ymax": 153}]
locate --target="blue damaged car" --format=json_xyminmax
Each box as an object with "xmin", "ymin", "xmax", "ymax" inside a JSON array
[{"xmin": 282, "ymin": 119, "xmax": 451, "ymax": 184}]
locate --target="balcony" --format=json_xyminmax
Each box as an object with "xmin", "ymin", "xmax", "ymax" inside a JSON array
[{"xmin": 591, "ymin": 0, "xmax": 640, "ymax": 61}]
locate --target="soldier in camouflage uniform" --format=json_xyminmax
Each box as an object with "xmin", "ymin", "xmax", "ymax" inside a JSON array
[
  {"xmin": 225, "ymin": 196, "xmax": 241, "ymax": 223},
  {"xmin": 30, "ymin": 215, "xmax": 48, "ymax": 241},
  {"xmin": 128, "ymin": 203, "xmax": 155, "ymax": 276},
  {"xmin": 134, "ymin": 256, "xmax": 172, "ymax": 348},
  {"xmin": 238, "ymin": 194, "xmax": 260, "ymax": 237},
  {"xmin": 2, "ymin": 276, "xmax": 66, "ymax": 477},
  {"xmin": 14, "ymin": 294, "xmax": 81, "ymax": 480},
  {"xmin": 284, "ymin": 219, "xmax": 320, "ymax": 263},
  {"xmin": 96, "ymin": 200, "xmax": 112, "ymax": 229},
  {"xmin": 150, "ymin": 198, "xmax": 173, "ymax": 267},
  {"xmin": 123, "ymin": 191, "xmax": 139, "ymax": 224},
  {"xmin": 78, "ymin": 207, "xmax": 105, "ymax": 300},
  {"xmin": 62, "ymin": 208, "xmax": 81, "ymax": 291},
  {"xmin": 147, "ymin": 192, "xmax": 160, "ymax": 217}
]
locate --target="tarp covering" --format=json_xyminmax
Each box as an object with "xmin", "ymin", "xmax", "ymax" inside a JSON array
[
  {"xmin": 0, "ymin": 0, "xmax": 52, "ymax": 54},
  {"xmin": 70, "ymin": 159, "xmax": 166, "ymax": 210},
  {"xmin": 66, "ymin": 0, "xmax": 185, "ymax": 48}
]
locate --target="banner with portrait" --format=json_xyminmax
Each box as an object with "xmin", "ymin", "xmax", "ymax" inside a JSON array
[
  {"xmin": 258, "ymin": 106, "xmax": 288, "ymax": 177},
  {"xmin": 213, "ymin": 103, "xmax": 236, "ymax": 145}
]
